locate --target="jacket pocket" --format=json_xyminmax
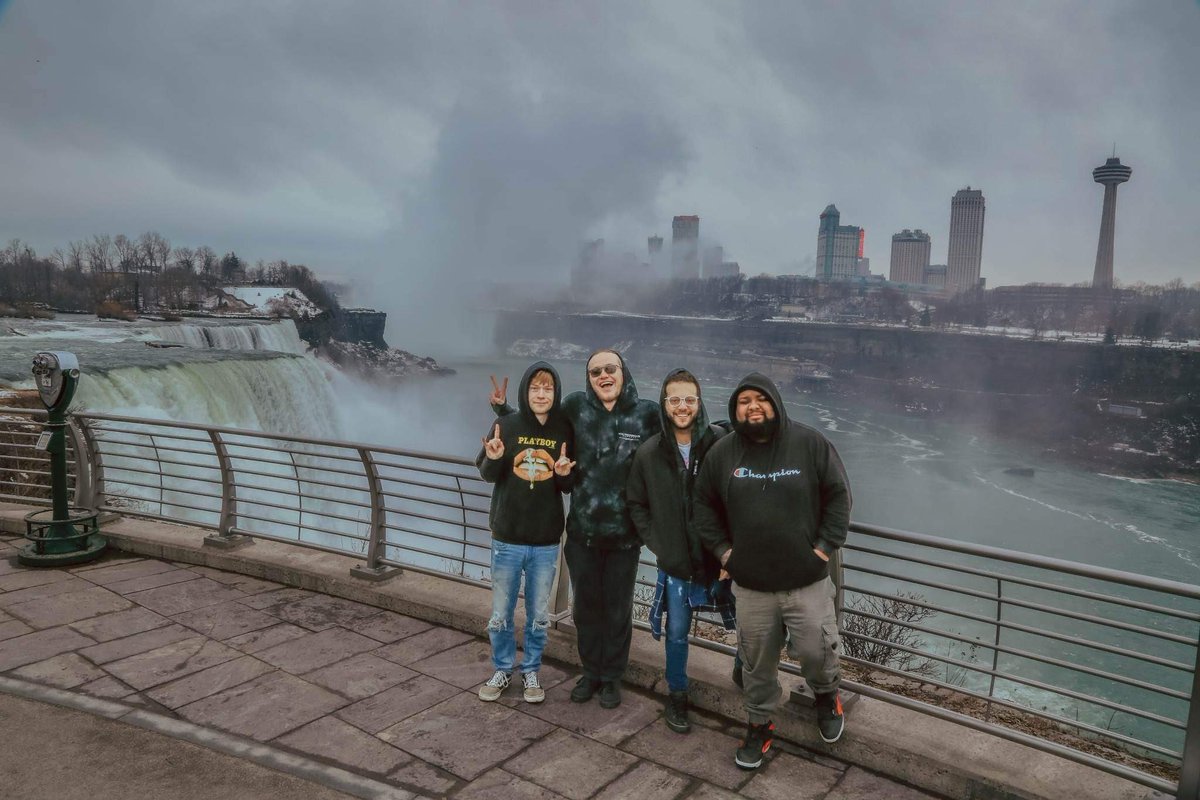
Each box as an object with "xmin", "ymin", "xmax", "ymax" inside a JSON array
[{"xmin": 821, "ymin": 621, "xmax": 841, "ymax": 675}]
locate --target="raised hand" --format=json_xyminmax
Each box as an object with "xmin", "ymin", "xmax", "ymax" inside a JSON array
[
  {"xmin": 553, "ymin": 441, "xmax": 576, "ymax": 476},
  {"xmin": 484, "ymin": 423, "xmax": 504, "ymax": 460},
  {"xmin": 489, "ymin": 375, "xmax": 509, "ymax": 407}
]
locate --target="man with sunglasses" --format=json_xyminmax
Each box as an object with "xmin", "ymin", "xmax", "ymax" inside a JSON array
[
  {"xmin": 627, "ymin": 368, "xmax": 736, "ymax": 734},
  {"xmin": 490, "ymin": 349, "xmax": 658, "ymax": 708}
]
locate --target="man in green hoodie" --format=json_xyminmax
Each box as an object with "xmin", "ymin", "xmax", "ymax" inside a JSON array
[
  {"xmin": 694, "ymin": 373, "xmax": 852, "ymax": 770},
  {"xmin": 490, "ymin": 349, "xmax": 659, "ymax": 708}
]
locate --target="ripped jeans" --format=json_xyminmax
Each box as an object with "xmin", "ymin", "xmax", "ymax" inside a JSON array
[{"xmin": 488, "ymin": 540, "xmax": 560, "ymax": 674}]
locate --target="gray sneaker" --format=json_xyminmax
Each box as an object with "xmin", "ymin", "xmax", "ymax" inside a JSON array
[
  {"xmin": 478, "ymin": 670, "xmax": 510, "ymax": 702},
  {"xmin": 522, "ymin": 672, "xmax": 545, "ymax": 703}
]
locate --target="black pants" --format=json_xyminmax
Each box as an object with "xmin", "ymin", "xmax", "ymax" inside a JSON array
[{"xmin": 564, "ymin": 538, "xmax": 640, "ymax": 682}]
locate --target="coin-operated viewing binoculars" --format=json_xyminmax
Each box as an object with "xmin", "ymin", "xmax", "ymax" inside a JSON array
[{"xmin": 19, "ymin": 351, "xmax": 107, "ymax": 567}]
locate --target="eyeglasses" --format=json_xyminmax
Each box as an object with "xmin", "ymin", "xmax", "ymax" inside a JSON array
[
  {"xmin": 588, "ymin": 364, "xmax": 620, "ymax": 378},
  {"xmin": 666, "ymin": 395, "xmax": 699, "ymax": 408}
]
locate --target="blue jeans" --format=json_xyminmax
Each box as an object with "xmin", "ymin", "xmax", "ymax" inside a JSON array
[
  {"xmin": 488, "ymin": 540, "xmax": 560, "ymax": 673},
  {"xmin": 664, "ymin": 575, "xmax": 692, "ymax": 693}
]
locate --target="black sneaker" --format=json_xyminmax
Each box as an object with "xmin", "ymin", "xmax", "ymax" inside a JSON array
[
  {"xmin": 815, "ymin": 691, "xmax": 845, "ymax": 744},
  {"xmin": 664, "ymin": 691, "xmax": 691, "ymax": 734},
  {"xmin": 735, "ymin": 720, "xmax": 775, "ymax": 769},
  {"xmin": 598, "ymin": 680, "xmax": 622, "ymax": 709},
  {"xmin": 570, "ymin": 676, "xmax": 601, "ymax": 703},
  {"xmin": 732, "ymin": 657, "xmax": 744, "ymax": 689}
]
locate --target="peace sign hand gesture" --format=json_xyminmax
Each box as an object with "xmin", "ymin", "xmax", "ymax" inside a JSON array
[
  {"xmin": 553, "ymin": 442, "xmax": 576, "ymax": 476},
  {"xmin": 484, "ymin": 424, "xmax": 504, "ymax": 460},
  {"xmin": 489, "ymin": 375, "xmax": 508, "ymax": 407}
]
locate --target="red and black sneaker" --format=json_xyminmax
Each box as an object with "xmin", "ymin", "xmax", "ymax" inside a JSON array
[
  {"xmin": 734, "ymin": 720, "xmax": 775, "ymax": 770},
  {"xmin": 815, "ymin": 690, "xmax": 845, "ymax": 743}
]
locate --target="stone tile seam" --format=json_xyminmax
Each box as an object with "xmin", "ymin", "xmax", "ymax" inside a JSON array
[{"xmin": 0, "ymin": 674, "xmax": 425, "ymax": 800}]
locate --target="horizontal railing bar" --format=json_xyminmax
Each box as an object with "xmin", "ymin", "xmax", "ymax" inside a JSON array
[
  {"xmin": 374, "ymin": 555, "xmax": 490, "ymax": 590},
  {"xmin": 845, "ymin": 607, "xmax": 1192, "ymax": 703},
  {"xmin": 374, "ymin": 461, "xmax": 485, "ymax": 485},
  {"xmin": 143, "ymin": 497, "xmax": 222, "ymax": 517},
  {"xmin": 847, "ymin": 543, "xmax": 1200, "ymax": 623},
  {"xmin": 382, "ymin": 508, "xmax": 491, "ymax": 533},
  {"xmin": 382, "ymin": 523, "xmax": 491, "ymax": 548},
  {"xmin": 846, "ymin": 562, "xmax": 1198, "ymax": 646},
  {"xmin": 101, "ymin": 464, "xmax": 223, "ymax": 487},
  {"xmin": 843, "ymin": 679, "xmax": 1176, "ymax": 794},
  {"xmin": 379, "ymin": 489, "xmax": 490, "ymax": 516},
  {"xmin": 90, "ymin": 426, "xmax": 214, "ymax": 445},
  {"xmin": 852, "ymin": 522, "xmax": 1200, "ymax": 600},
  {"xmin": 844, "ymin": 584, "xmax": 1194, "ymax": 673},
  {"xmin": 232, "ymin": 513, "xmax": 370, "ymax": 543},
  {"xmin": 99, "ymin": 473, "xmax": 221, "ymax": 498},
  {"xmin": 225, "ymin": 443, "xmax": 361, "ymax": 465},
  {"xmin": 378, "ymin": 543, "xmax": 490, "ymax": 573},
  {"xmin": 0, "ymin": 480, "xmax": 60, "ymax": 491},
  {"xmin": 227, "ymin": 526, "xmax": 365, "ymax": 558},
  {"xmin": 98, "ymin": 505, "xmax": 215, "ymax": 529},
  {"xmin": 376, "ymin": 475, "xmax": 482, "ymax": 498},
  {"xmin": 840, "ymin": 645, "xmax": 1182, "ymax": 759},
  {"xmin": 843, "ymin": 628, "xmax": 1186, "ymax": 731},
  {"xmin": 240, "ymin": 497, "xmax": 370, "ymax": 526}
]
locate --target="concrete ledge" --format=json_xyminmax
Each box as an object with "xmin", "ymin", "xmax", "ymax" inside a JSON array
[{"xmin": 0, "ymin": 504, "xmax": 1171, "ymax": 800}]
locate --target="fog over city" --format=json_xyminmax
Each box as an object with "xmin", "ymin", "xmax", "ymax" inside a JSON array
[{"xmin": 2, "ymin": 1, "xmax": 1198, "ymax": 342}]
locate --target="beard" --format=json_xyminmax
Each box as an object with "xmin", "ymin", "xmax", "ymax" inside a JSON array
[{"xmin": 734, "ymin": 416, "xmax": 778, "ymax": 442}]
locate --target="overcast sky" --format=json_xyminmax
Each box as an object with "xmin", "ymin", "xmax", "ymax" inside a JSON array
[{"xmin": 2, "ymin": 2, "xmax": 1197, "ymax": 317}]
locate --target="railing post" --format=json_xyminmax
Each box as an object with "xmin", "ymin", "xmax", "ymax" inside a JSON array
[
  {"xmin": 203, "ymin": 429, "xmax": 249, "ymax": 549},
  {"xmin": 350, "ymin": 447, "xmax": 399, "ymax": 581},
  {"xmin": 831, "ymin": 547, "xmax": 845, "ymax": 624},
  {"xmin": 986, "ymin": 577, "xmax": 1003, "ymax": 722},
  {"xmin": 1177, "ymin": 645, "xmax": 1200, "ymax": 799},
  {"xmin": 548, "ymin": 531, "xmax": 572, "ymax": 626},
  {"xmin": 67, "ymin": 418, "xmax": 92, "ymax": 509},
  {"xmin": 75, "ymin": 418, "xmax": 105, "ymax": 510}
]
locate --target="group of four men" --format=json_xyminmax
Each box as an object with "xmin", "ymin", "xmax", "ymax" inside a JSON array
[{"xmin": 475, "ymin": 350, "xmax": 851, "ymax": 771}]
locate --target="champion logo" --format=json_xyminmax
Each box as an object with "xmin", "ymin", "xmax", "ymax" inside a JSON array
[{"xmin": 732, "ymin": 466, "xmax": 802, "ymax": 481}]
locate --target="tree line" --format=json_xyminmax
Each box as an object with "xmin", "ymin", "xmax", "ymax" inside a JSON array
[{"xmin": 0, "ymin": 235, "xmax": 337, "ymax": 316}]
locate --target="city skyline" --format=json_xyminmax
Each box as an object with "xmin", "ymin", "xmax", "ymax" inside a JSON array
[{"xmin": 1, "ymin": 1, "xmax": 1196, "ymax": 323}]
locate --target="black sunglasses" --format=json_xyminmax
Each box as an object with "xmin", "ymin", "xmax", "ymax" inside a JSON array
[{"xmin": 588, "ymin": 364, "xmax": 620, "ymax": 378}]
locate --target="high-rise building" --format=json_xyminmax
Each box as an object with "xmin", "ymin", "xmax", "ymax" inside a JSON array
[
  {"xmin": 947, "ymin": 188, "xmax": 985, "ymax": 294},
  {"xmin": 923, "ymin": 264, "xmax": 947, "ymax": 289},
  {"xmin": 702, "ymin": 246, "xmax": 724, "ymax": 278},
  {"xmin": 648, "ymin": 236, "xmax": 663, "ymax": 257},
  {"xmin": 816, "ymin": 204, "xmax": 864, "ymax": 279},
  {"xmin": 671, "ymin": 215, "xmax": 700, "ymax": 280},
  {"xmin": 889, "ymin": 229, "xmax": 931, "ymax": 284},
  {"xmin": 1091, "ymin": 156, "xmax": 1132, "ymax": 290}
]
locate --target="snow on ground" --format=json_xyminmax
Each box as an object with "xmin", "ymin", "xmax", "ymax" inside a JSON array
[{"xmin": 225, "ymin": 286, "xmax": 320, "ymax": 318}]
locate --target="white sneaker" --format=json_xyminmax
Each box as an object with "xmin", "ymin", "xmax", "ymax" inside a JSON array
[
  {"xmin": 522, "ymin": 671, "xmax": 545, "ymax": 703},
  {"xmin": 478, "ymin": 670, "xmax": 510, "ymax": 702}
]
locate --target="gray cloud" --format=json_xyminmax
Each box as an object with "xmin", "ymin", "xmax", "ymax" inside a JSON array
[{"xmin": 1, "ymin": 1, "xmax": 1197, "ymax": 351}]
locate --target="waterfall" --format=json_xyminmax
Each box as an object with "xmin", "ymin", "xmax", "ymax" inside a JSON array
[
  {"xmin": 75, "ymin": 356, "xmax": 341, "ymax": 438},
  {"xmin": 153, "ymin": 319, "xmax": 308, "ymax": 355}
]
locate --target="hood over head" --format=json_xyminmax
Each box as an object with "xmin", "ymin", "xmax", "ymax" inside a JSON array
[
  {"xmin": 657, "ymin": 367, "xmax": 710, "ymax": 443},
  {"xmin": 517, "ymin": 360, "xmax": 562, "ymax": 422},
  {"xmin": 584, "ymin": 348, "xmax": 639, "ymax": 411},
  {"xmin": 728, "ymin": 372, "xmax": 788, "ymax": 440}
]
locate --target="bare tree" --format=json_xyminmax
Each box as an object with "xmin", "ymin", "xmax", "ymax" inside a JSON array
[
  {"xmin": 67, "ymin": 240, "xmax": 87, "ymax": 271},
  {"xmin": 842, "ymin": 592, "xmax": 938, "ymax": 677},
  {"xmin": 196, "ymin": 245, "xmax": 218, "ymax": 276},
  {"xmin": 114, "ymin": 234, "xmax": 140, "ymax": 273},
  {"xmin": 172, "ymin": 246, "xmax": 196, "ymax": 273},
  {"xmin": 86, "ymin": 234, "xmax": 113, "ymax": 273},
  {"xmin": 139, "ymin": 231, "xmax": 171, "ymax": 273},
  {"xmin": 50, "ymin": 247, "xmax": 67, "ymax": 271}
]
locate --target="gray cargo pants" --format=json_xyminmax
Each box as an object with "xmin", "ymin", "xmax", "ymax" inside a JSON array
[{"xmin": 734, "ymin": 577, "xmax": 841, "ymax": 724}]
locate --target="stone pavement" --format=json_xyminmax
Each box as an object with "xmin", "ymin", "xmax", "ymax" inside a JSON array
[{"xmin": 0, "ymin": 535, "xmax": 944, "ymax": 799}]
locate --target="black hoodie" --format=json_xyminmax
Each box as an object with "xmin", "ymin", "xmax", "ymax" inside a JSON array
[
  {"xmin": 494, "ymin": 351, "xmax": 659, "ymax": 549},
  {"xmin": 627, "ymin": 369, "xmax": 727, "ymax": 581},
  {"xmin": 477, "ymin": 361, "xmax": 573, "ymax": 546},
  {"xmin": 694, "ymin": 372, "xmax": 852, "ymax": 592}
]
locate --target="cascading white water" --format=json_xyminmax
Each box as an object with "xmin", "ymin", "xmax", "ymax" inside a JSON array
[
  {"xmin": 153, "ymin": 319, "xmax": 309, "ymax": 355},
  {"xmin": 75, "ymin": 356, "xmax": 341, "ymax": 438}
]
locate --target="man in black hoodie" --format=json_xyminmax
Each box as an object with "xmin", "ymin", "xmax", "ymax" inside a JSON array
[
  {"xmin": 477, "ymin": 362, "xmax": 575, "ymax": 705},
  {"xmin": 491, "ymin": 349, "xmax": 659, "ymax": 708},
  {"xmin": 627, "ymin": 368, "xmax": 734, "ymax": 734},
  {"xmin": 694, "ymin": 373, "xmax": 852, "ymax": 770}
]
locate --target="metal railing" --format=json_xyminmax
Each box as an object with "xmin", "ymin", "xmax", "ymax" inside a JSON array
[{"xmin": 1, "ymin": 406, "xmax": 1197, "ymax": 797}]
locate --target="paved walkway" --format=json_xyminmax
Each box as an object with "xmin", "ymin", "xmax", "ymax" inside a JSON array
[{"xmin": 0, "ymin": 532, "xmax": 942, "ymax": 800}]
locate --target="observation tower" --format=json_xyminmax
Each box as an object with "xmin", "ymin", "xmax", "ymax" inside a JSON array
[{"xmin": 1091, "ymin": 156, "xmax": 1132, "ymax": 290}]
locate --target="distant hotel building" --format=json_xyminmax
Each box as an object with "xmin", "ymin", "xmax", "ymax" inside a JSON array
[
  {"xmin": 923, "ymin": 264, "xmax": 947, "ymax": 289},
  {"xmin": 817, "ymin": 204, "xmax": 865, "ymax": 280},
  {"xmin": 889, "ymin": 229, "xmax": 931, "ymax": 284},
  {"xmin": 672, "ymin": 215, "xmax": 700, "ymax": 280},
  {"xmin": 947, "ymin": 188, "xmax": 985, "ymax": 294}
]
